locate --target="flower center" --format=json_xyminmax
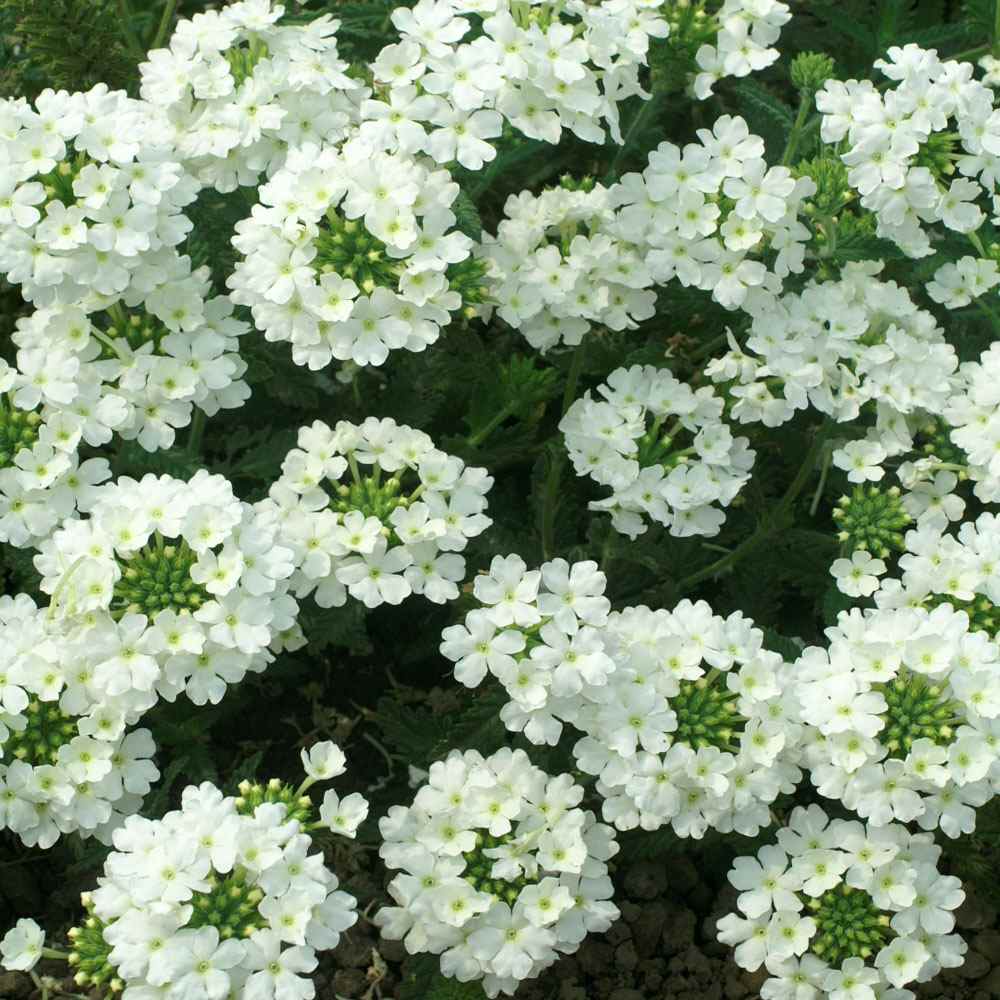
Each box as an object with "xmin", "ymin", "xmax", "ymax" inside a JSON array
[
  {"xmin": 112, "ymin": 536, "xmax": 210, "ymax": 617},
  {"xmin": 187, "ymin": 868, "xmax": 266, "ymax": 939},
  {"xmin": 807, "ymin": 884, "xmax": 893, "ymax": 965},
  {"xmin": 2, "ymin": 699, "xmax": 77, "ymax": 765},
  {"xmin": 671, "ymin": 672, "xmax": 746, "ymax": 751},
  {"xmin": 0, "ymin": 394, "xmax": 43, "ymax": 470},
  {"xmin": 876, "ymin": 670, "xmax": 960, "ymax": 758},
  {"xmin": 461, "ymin": 830, "xmax": 538, "ymax": 904}
]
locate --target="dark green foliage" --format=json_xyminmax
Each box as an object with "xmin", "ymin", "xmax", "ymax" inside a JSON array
[{"xmin": 0, "ymin": 0, "xmax": 137, "ymax": 97}]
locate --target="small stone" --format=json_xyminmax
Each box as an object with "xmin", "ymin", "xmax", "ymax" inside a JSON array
[
  {"xmin": 0, "ymin": 973, "xmax": 31, "ymax": 999},
  {"xmin": 724, "ymin": 970, "xmax": 749, "ymax": 999},
  {"xmin": 978, "ymin": 967, "xmax": 1000, "ymax": 995},
  {"xmin": 575, "ymin": 940, "xmax": 614, "ymax": 977},
  {"xmin": 624, "ymin": 861, "xmax": 669, "ymax": 901},
  {"xmin": 615, "ymin": 941, "xmax": 639, "ymax": 972},
  {"xmin": 956, "ymin": 890, "xmax": 997, "ymax": 931},
  {"xmin": 972, "ymin": 928, "xmax": 1000, "ymax": 962},
  {"xmin": 378, "ymin": 938, "xmax": 407, "ymax": 964},
  {"xmin": 606, "ymin": 919, "xmax": 631, "ymax": 946},
  {"xmin": 331, "ymin": 928, "xmax": 373, "ymax": 969},
  {"xmin": 958, "ymin": 949, "xmax": 991, "ymax": 980}
]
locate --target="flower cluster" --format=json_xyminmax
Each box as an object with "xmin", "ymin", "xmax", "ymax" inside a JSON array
[
  {"xmin": 570, "ymin": 602, "xmax": 803, "ymax": 839},
  {"xmin": 874, "ymin": 512, "xmax": 1000, "ymax": 642},
  {"xmin": 693, "ymin": 0, "xmax": 791, "ymax": 99},
  {"xmin": 477, "ymin": 182, "xmax": 656, "ymax": 352},
  {"xmin": 560, "ymin": 363, "xmax": 754, "ymax": 538},
  {"xmin": 442, "ymin": 554, "xmax": 612, "ymax": 745},
  {"xmin": 718, "ymin": 805, "xmax": 966, "ymax": 999},
  {"xmin": 375, "ymin": 747, "xmax": 619, "ymax": 997},
  {"xmin": 816, "ymin": 44, "xmax": 1000, "ymax": 257},
  {"xmin": 0, "ymin": 594, "xmax": 159, "ymax": 848},
  {"xmin": 34, "ymin": 470, "xmax": 302, "ymax": 708},
  {"xmin": 258, "ymin": 418, "xmax": 492, "ymax": 609},
  {"xmin": 613, "ymin": 113, "xmax": 815, "ymax": 311},
  {"xmin": 140, "ymin": 0, "xmax": 360, "ymax": 192},
  {"xmin": 12, "ymin": 265, "xmax": 250, "ymax": 453},
  {"xmin": 707, "ymin": 263, "xmax": 959, "ymax": 433},
  {"xmin": 944, "ymin": 341, "xmax": 1000, "ymax": 503},
  {"xmin": 0, "ymin": 85, "xmax": 197, "ymax": 304},
  {"xmin": 376, "ymin": 0, "xmax": 670, "ymax": 155},
  {"xmin": 796, "ymin": 603, "xmax": 1000, "ymax": 838},
  {"xmin": 0, "ymin": 366, "xmax": 111, "ymax": 548},
  {"xmin": 228, "ymin": 139, "xmax": 487, "ymax": 370},
  {"xmin": 64, "ymin": 745, "xmax": 364, "ymax": 998}
]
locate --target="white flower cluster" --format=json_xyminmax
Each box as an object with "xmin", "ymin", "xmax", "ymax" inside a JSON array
[
  {"xmin": 0, "ymin": 367, "xmax": 111, "ymax": 549},
  {"xmin": 0, "ymin": 85, "xmax": 197, "ymax": 304},
  {"xmin": 707, "ymin": 263, "xmax": 958, "ymax": 435},
  {"xmin": 140, "ymin": 0, "xmax": 361, "ymax": 192},
  {"xmin": 34, "ymin": 470, "xmax": 302, "ymax": 708},
  {"xmin": 477, "ymin": 183, "xmax": 656, "ymax": 352},
  {"xmin": 926, "ymin": 254, "xmax": 1000, "ymax": 310},
  {"xmin": 718, "ymin": 805, "xmax": 966, "ymax": 999},
  {"xmin": 693, "ymin": 0, "xmax": 791, "ymax": 99},
  {"xmin": 877, "ymin": 512, "xmax": 1000, "ymax": 631},
  {"xmin": 571, "ymin": 602, "xmax": 802, "ymax": 839},
  {"xmin": 560, "ymin": 363, "xmax": 754, "ymax": 538},
  {"xmin": 228, "ymin": 139, "xmax": 486, "ymax": 370},
  {"xmin": 376, "ymin": 0, "xmax": 670, "ymax": 155},
  {"xmin": 258, "ymin": 418, "xmax": 492, "ymax": 610},
  {"xmin": 442, "ymin": 555, "xmax": 613, "ymax": 745},
  {"xmin": 71, "ymin": 746, "xmax": 364, "ymax": 999},
  {"xmin": 443, "ymin": 563, "xmax": 803, "ymax": 838},
  {"xmin": 0, "ymin": 594, "xmax": 159, "ymax": 848},
  {"xmin": 796, "ymin": 603, "xmax": 1000, "ymax": 838},
  {"xmin": 944, "ymin": 341, "xmax": 1000, "ymax": 502},
  {"xmin": 12, "ymin": 267, "xmax": 250, "ymax": 453},
  {"xmin": 816, "ymin": 43, "xmax": 1000, "ymax": 257},
  {"xmin": 613, "ymin": 113, "xmax": 815, "ymax": 310},
  {"xmin": 374, "ymin": 747, "xmax": 619, "ymax": 998}
]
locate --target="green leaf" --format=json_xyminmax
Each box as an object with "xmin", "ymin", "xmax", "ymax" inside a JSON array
[
  {"xmin": 452, "ymin": 190, "xmax": 483, "ymax": 240},
  {"xmin": 729, "ymin": 79, "xmax": 795, "ymax": 159},
  {"xmin": 399, "ymin": 955, "xmax": 486, "ymax": 1000}
]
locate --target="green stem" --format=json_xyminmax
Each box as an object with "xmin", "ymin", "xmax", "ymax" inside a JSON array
[
  {"xmin": 782, "ymin": 99, "xmax": 812, "ymax": 167},
  {"xmin": 466, "ymin": 404, "xmax": 516, "ymax": 448},
  {"xmin": 116, "ymin": 0, "xmax": 147, "ymax": 63},
  {"xmin": 186, "ymin": 408, "xmax": 205, "ymax": 457},
  {"xmin": 150, "ymin": 0, "xmax": 179, "ymax": 50},
  {"xmin": 540, "ymin": 450, "xmax": 564, "ymax": 560},
  {"xmin": 561, "ymin": 341, "xmax": 586, "ymax": 416},
  {"xmin": 676, "ymin": 421, "xmax": 831, "ymax": 593},
  {"xmin": 604, "ymin": 93, "xmax": 660, "ymax": 184}
]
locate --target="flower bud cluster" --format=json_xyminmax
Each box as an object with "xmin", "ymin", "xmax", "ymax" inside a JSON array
[
  {"xmin": 0, "ymin": 595, "xmax": 159, "ymax": 848},
  {"xmin": 228, "ymin": 138, "xmax": 486, "ymax": 370},
  {"xmin": 33, "ymin": 470, "xmax": 303, "ymax": 708},
  {"xmin": 139, "ymin": 0, "xmax": 361, "ymax": 193},
  {"xmin": 718, "ymin": 805, "xmax": 966, "ymax": 998},
  {"xmin": 795, "ymin": 603, "xmax": 1000, "ymax": 838},
  {"xmin": 560, "ymin": 363, "xmax": 755, "ymax": 538},
  {"xmin": 258, "ymin": 418, "xmax": 492, "ymax": 609},
  {"xmin": 374, "ymin": 747, "xmax": 619, "ymax": 997},
  {"xmin": 68, "ymin": 747, "xmax": 363, "ymax": 1000},
  {"xmin": 0, "ymin": 85, "xmax": 197, "ymax": 304}
]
